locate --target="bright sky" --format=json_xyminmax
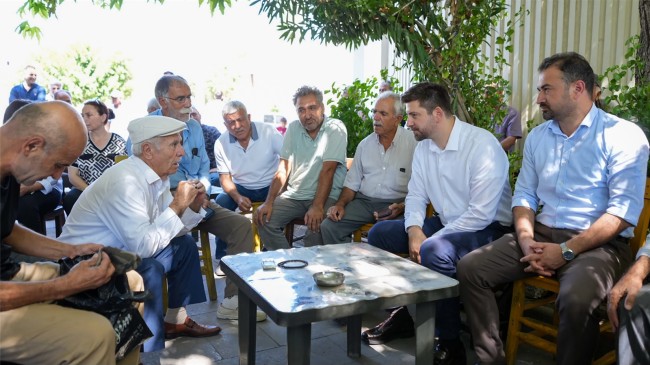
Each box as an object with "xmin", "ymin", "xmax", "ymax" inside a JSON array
[{"xmin": 0, "ymin": 0, "xmax": 371, "ymax": 136}]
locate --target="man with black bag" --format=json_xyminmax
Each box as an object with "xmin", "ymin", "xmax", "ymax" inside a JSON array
[{"xmin": 0, "ymin": 101, "xmax": 145, "ymax": 365}]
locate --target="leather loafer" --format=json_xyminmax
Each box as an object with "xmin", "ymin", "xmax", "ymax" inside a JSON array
[
  {"xmin": 361, "ymin": 306, "xmax": 415, "ymax": 345},
  {"xmin": 164, "ymin": 317, "xmax": 222, "ymax": 339},
  {"xmin": 434, "ymin": 338, "xmax": 467, "ymax": 365}
]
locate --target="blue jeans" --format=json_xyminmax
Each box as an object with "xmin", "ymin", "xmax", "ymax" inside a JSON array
[
  {"xmin": 136, "ymin": 234, "xmax": 206, "ymax": 352},
  {"xmin": 213, "ymin": 184, "xmax": 269, "ymax": 259},
  {"xmin": 368, "ymin": 216, "xmax": 512, "ymax": 340}
]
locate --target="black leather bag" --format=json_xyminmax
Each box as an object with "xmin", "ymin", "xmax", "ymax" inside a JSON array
[{"xmin": 56, "ymin": 248, "xmax": 152, "ymax": 360}]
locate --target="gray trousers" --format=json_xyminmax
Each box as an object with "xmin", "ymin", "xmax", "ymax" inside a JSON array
[
  {"xmin": 197, "ymin": 201, "xmax": 254, "ymax": 298},
  {"xmin": 257, "ymin": 196, "xmax": 336, "ymax": 250},
  {"xmin": 457, "ymin": 222, "xmax": 632, "ymax": 365},
  {"xmin": 320, "ymin": 193, "xmax": 402, "ymax": 245},
  {"xmin": 618, "ymin": 284, "xmax": 650, "ymax": 365}
]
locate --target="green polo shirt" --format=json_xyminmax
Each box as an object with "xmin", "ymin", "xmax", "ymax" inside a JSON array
[{"xmin": 280, "ymin": 116, "xmax": 348, "ymax": 200}]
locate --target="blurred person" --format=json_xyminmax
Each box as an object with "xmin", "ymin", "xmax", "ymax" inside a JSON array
[
  {"xmin": 489, "ymin": 85, "xmax": 522, "ymax": 153},
  {"xmin": 147, "ymin": 97, "xmax": 161, "ymax": 114},
  {"xmin": 47, "ymin": 80, "xmax": 62, "ymax": 101},
  {"xmin": 0, "ymin": 100, "xmax": 144, "ymax": 365},
  {"xmin": 276, "ymin": 116, "xmax": 287, "ymax": 136},
  {"xmin": 9, "ymin": 65, "xmax": 47, "ymax": 102},
  {"xmin": 54, "ymin": 89, "xmax": 72, "ymax": 104},
  {"xmin": 189, "ymin": 106, "xmax": 221, "ymax": 187},
  {"xmin": 379, "ymin": 80, "xmax": 392, "ymax": 93},
  {"xmin": 63, "ymin": 99, "xmax": 127, "ymax": 214}
]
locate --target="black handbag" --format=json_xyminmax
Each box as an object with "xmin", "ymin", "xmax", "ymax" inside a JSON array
[{"xmin": 56, "ymin": 248, "xmax": 152, "ymax": 360}]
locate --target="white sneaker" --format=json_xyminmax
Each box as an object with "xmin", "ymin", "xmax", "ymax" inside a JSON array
[{"xmin": 217, "ymin": 295, "xmax": 267, "ymax": 322}]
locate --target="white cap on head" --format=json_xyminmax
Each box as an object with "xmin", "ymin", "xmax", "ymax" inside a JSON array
[{"xmin": 128, "ymin": 116, "xmax": 186, "ymax": 144}]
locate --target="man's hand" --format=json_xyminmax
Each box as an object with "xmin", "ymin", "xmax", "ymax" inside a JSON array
[
  {"xmin": 520, "ymin": 241, "xmax": 565, "ymax": 276},
  {"xmin": 66, "ymin": 243, "xmax": 104, "ymax": 259},
  {"xmin": 255, "ymin": 202, "xmax": 273, "ymax": 226},
  {"xmin": 66, "ymin": 251, "xmax": 115, "ymax": 291},
  {"xmin": 305, "ymin": 205, "xmax": 325, "ymax": 232},
  {"xmin": 407, "ymin": 227, "xmax": 426, "ymax": 263},
  {"xmin": 171, "ymin": 180, "xmax": 201, "ymax": 215},
  {"xmin": 327, "ymin": 204, "xmax": 345, "ymax": 222},
  {"xmin": 607, "ymin": 257, "xmax": 650, "ymax": 331},
  {"xmin": 373, "ymin": 202, "xmax": 404, "ymax": 221},
  {"xmin": 236, "ymin": 195, "xmax": 253, "ymax": 213}
]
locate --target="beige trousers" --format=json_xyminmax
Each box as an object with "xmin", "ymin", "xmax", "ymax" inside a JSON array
[{"xmin": 0, "ymin": 262, "xmax": 144, "ymax": 365}]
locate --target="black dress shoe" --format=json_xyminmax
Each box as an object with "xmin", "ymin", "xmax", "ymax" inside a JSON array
[
  {"xmin": 434, "ymin": 338, "xmax": 467, "ymax": 365},
  {"xmin": 361, "ymin": 306, "xmax": 415, "ymax": 345}
]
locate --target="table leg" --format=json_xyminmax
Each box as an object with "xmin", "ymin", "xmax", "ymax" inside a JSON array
[
  {"xmin": 238, "ymin": 290, "xmax": 257, "ymax": 365},
  {"xmin": 415, "ymin": 301, "xmax": 436, "ymax": 365},
  {"xmin": 346, "ymin": 315, "xmax": 362, "ymax": 358},
  {"xmin": 287, "ymin": 323, "xmax": 311, "ymax": 365}
]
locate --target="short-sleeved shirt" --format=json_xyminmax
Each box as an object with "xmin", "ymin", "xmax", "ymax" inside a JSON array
[
  {"xmin": 344, "ymin": 126, "xmax": 417, "ymax": 200},
  {"xmin": 9, "ymin": 83, "xmax": 47, "ymax": 102},
  {"xmin": 214, "ymin": 122, "xmax": 283, "ymax": 190},
  {"xmin": 1, "ymin": 176, "xmax": 21, "ymax": 280},
  {"xmin": 493, "ymin": 106, "xmax": 522, "ymax": 153},
  {"xmin": 281, "ymin": 117, "xmax": 347, "ymax": 201},
  {"xmin": 71, "ymin": 133, "xmax": 127, "ymax": 185},
  {"xmin": 201, "ymin": 124, "xmax": 221, "ymax": 169}
]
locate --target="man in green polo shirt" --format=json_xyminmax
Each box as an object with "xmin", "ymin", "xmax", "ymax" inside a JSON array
[{"xmin": 256, "ymin": 85, "xmax": 347, "ymax": 249}]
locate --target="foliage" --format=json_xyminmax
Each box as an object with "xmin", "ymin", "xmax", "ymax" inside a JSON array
[
  {"xmin": 35, "ymin": 44, "xmax": 133, "ymax": 105},
  {"xmin": 326, "ymin": 69, "xmax": 402, "ymax": 157},
  {"xmin": 602, "ymin": 36, "xmax": 650, "ymax": 134}
]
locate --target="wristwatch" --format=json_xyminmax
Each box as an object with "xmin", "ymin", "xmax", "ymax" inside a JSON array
[{"xmin": 560, "ymin": 242, "xmax": 575, "ymax": 261}]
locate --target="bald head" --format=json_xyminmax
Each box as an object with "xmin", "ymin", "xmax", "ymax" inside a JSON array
[{"xmin": 2, "ymin": 101, "xmax": 87, "ymax": 183}]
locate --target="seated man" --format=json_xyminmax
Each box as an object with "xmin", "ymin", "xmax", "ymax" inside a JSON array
[
  {"xmin": 366, "ymin": 83, "xmax": 513, "ymax": 365},
  {"xmin": 0, "ymin": 101, "xmax": 143, "ymax": 365},
  {"xmin": 145, "ymin": 75, "xmax": 263, "ymax": 322},
  {"xmin": 213, "ymin": 100, "xmax": 283, "ymax": 257},
  {"xmin": 60, "ymin": 116, "xmax": 223, "ymax": 353},
  {"xmin": 321, "ymin": 91, "xmax": 417, "ymax": 244},
  {"xmin": 458, "ymin": 52, "xmax": 649, "ymax": 365},
  {"xmin": 189, "ymin": 106, "xmax": 222, "ymax": 188},
  {"xmin": 256, "ymin": 86, "xmax": 348, "ymax": 249},
  {"xmin": 608, "ymin": 234, "xmax": 650, "ymax": 365}
]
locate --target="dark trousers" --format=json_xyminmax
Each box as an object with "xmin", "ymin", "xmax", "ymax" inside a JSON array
[
  {"xmin": 62, "ymin": 187, "xmax": 82, "ymax": 215},
  {"xmin": 368, "ymin": 216, "xmax": 511, "ymax": 340},
  {"xmin": 458, "ymin": 223, "xmax": 633, "ymax": 365},
  {"xmin": 618, "ymin": 283, "xmax": 650, "ymax": 365},
  {"xmin": 17, "ymin": 190, "xmax": 61, "ymax": 233},
  {"xmin": 136, "ymin": 234, "xmax": 206, "ymax": 352},
  {"xmin": 213, "ymin": 184, "xmax": 269, "ymax": 259}
]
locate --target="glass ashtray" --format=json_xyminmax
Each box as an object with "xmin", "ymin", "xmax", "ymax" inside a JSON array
[{"xmin": 313, "ymin": 271, "xmax": 345, "ymax": 287}]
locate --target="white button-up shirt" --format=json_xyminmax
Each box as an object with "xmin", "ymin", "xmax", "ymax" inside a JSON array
[
  {"xmin": 345, "ymin": 127, "xmax": 417, "ymax": 200},
  {"xmin": 405, "ymin": 118, "xmax": 513, "ymax": 236},
  {"xmin": 60, "ymin": 156, "xmax": 205, "ymax": 258}
]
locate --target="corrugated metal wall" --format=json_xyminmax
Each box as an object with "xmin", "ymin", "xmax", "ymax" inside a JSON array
[{"xmin": 390, "ymin": 0, "xmax": 641, "ymax": 146}]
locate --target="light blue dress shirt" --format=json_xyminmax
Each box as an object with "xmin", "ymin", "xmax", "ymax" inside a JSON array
[{"xmin": 513, "ymin": 105, "xmax": 649, "ymax": 237}]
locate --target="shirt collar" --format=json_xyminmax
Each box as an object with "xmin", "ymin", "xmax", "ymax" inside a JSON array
[
  {"xmin": 133, "ymin": 156, "xmax": 167, "ymax": 187},
  {"xmin": 430, "ymin": 116, "xmax": 462, "ymax": 152},
  {"xmin": 547, "ymin": 103, "xmax": 597, "ymax": 137}
]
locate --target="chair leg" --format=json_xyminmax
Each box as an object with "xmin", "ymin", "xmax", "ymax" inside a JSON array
[
  {"xmin": 505, "ymin": 279, "xmax": 526, "ymax": 365},
  {"xmin": 200, "ymin": 230, "xmax": 217, "ymax": 302},
  {"xmin": 284, "ymin": 223, "xmax": 294, "ymax": 245},
  {"xmin": 353, "ymin": 229, "xmax": 361, "ymax": 242},
  {"xmin": 55, "ymin": 214, "xmax": 65, "ymax": 237}
]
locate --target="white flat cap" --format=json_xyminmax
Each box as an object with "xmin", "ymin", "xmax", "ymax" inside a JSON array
[{"xmin": 128, "ymin": 116, "xmax": 186, "ymax": 144}]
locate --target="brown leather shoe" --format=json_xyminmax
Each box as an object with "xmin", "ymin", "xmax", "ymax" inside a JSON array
[{"xmin": 164, "ymin": 317, "xmax": 222, "ymax": 339}]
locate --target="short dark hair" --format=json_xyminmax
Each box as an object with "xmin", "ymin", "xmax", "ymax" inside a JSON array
[
  {"xmin": 3, "ymin": 99, "xmax": 33, "ymax": 124},
  {"xmin": 84, "ymin": 99, "xmax": 110, "ymax": 124},
  {"xmin": 401, "ymin": 82, "xmax": 453, "ymax": 116},
  {"xmin": 292, "ymin": 86, "xmax": 323, "ymax": 106},
  {"xmin": 538, "ymin": 52, "xmax": 595, "ymax": 94}
]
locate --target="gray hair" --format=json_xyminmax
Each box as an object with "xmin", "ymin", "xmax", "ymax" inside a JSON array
[
  {"xmin": 377, "ymin": 91, "xmax": 404, "ymax": 116},
  {"xmin": 154, "ymin": 75, "xmax": 188, "ymax": 99},
  {"xmin": 147, "ymin": 97, "xmax": 161, "ymax": 112},
  {"xmin": 222, "ymin": 100, "xmax": 248, "ymax": 118},
  {"xmin": 131, "ymin": 136, "xmax": 163, "ymax": 157},
  {"xmin": 292, "ymin": 85, "xmax": 323, "ymax": 106}
]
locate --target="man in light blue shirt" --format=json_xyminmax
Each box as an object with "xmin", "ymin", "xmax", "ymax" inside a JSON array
[{"xmin": 459, "ymin": 52, "xmax": 649, "ymax": 365}]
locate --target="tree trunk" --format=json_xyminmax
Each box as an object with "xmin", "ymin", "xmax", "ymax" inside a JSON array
[{"xmin": 638, "ymin": 0, "xmax": 650, "ymax": 84}]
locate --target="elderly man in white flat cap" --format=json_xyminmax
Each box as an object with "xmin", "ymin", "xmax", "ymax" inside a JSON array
[{"xmin": 60, "ymin": 115, "xmax": 222, "ymax": 353}]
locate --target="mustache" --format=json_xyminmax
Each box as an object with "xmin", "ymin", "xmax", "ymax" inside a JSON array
[{"xmin": 180, "ymin": 108, "xmax": 192, "ymax": 114}]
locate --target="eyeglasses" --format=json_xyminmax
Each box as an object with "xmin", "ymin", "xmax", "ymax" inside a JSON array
[{"xmin": 163, "ymin": 95, "xmax": 192, "ymax": 103}]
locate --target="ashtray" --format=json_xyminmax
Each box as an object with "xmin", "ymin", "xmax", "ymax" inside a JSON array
[{"xmin": 313, "ymin": 271, "xmax": 345, "ymax": 287}]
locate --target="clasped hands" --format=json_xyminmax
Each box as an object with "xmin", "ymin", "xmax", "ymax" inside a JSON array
[{"xmin": 519, "ymin": 239, "xmax": 567, "ymax": 276}]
